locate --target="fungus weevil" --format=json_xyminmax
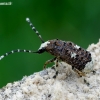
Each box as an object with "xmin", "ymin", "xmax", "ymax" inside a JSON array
[{"xmin": 0, "ymin": 18, "xmax": 93, "ymax": 76}]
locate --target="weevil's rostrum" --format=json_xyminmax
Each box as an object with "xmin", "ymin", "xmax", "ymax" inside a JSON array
[{"xmin": 0, "ymin": 18, "xmax": 93, "ymax": 76}]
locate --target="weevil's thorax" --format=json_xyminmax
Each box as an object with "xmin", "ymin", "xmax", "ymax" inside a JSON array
[
  {"xmin": 45, "ymin": 39, "xmax": 92, "ymax": 71},
  {"xmin": 45, "ymin": 39, "xmax": 65, "ymax": 56}
]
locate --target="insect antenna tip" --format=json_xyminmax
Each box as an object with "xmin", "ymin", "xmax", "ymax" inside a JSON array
[{"xmin": 26, "ymin": 18, "xmax": 30, "ymax": 22}]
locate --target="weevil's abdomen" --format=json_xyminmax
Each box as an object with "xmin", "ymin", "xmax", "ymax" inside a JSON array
[{"xmin": 46, "ymin": 39, "xmax": 92, "ymax": 71}]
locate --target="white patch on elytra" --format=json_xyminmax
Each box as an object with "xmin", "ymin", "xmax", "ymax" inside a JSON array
[
  {"xmin": 74, "ymin": 45, "xmax": 80, "ymax": 49},
  {"xmin": 39, "ymin": 41, "xmax": 50, "ymax": 50},
  {"xmin": 71, "ymin": 52, "xmax": 76, "ymax": 58}
]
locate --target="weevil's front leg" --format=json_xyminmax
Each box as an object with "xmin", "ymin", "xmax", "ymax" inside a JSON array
[
  {"xmin": 52, "ymin": 58, "xmax": 59, "ymax": 78},
  {"xmin": 55, "ymin": 58, "xmax": 59, "ymax": 67},
  {"xmin": 55, "ymin": 56, "xmax": 61, "ymax": 67},
  {"xmin": 43, "ymin": 57, "xmax": 57, "ymax": 69},
  {"xmin": 74, "ymin": 68, "xmax": 86, "ymax": 77},
  {"xmin": 72, "ymin": 67, "xmax": 86, "ymax": 77}
]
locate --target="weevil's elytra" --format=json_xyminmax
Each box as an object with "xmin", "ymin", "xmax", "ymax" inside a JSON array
[
  {"xmin": 44, "ymin": 40, "xmax": 92, "ymax": 71},
  {"xmin": 0, "ymin": 18, "xmax": 93, "ymax": 77}
]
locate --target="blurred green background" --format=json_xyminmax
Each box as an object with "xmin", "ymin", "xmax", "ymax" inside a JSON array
[{"xmin": 0, "ymin": 0, "xmax": 100, "ymax": 88}]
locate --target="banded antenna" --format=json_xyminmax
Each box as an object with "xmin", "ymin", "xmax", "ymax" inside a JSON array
[
  {"xmin": 0, "ymin": 49, "xmax": 40, "ymax": 60},
  {"xmin": 0, "ymin": 18, "xmax": 43, "ymax": 60},
  {"xmin": 26, "ymin": 18, "xmax": 44, "ymax": 43}
]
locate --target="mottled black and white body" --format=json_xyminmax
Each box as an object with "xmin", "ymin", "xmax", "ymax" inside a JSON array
[
  {"xmin": 0, "ymin": 18, "xmax": 93, "ymax": 76},
  {"xmin": 43, "ymin": 40, "xmax": 92, "ymax": 70}
]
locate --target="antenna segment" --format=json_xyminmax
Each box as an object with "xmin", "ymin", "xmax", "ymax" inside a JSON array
[{"xmin": 26, "ymin": 18, "xmax": 44, "ymax": 43}]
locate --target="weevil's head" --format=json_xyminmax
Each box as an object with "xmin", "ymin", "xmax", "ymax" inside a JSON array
[
  {"xmin": 37, "ymin": 41, "xmax": 50, "ymax": 54},
  {"xmin": 37, "ymin": 39, "xmax": 62, "ymax": 55}
]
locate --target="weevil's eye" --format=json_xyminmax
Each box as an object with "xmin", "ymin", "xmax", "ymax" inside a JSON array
[{"xmin": 38, "ymin": 48, "xmax": 46, "ymax": 54}]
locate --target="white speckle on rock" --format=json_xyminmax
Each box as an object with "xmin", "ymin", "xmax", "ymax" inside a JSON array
[
  {"xmin": 16, "ymin": 91, "xmax": 23, "ymax": 99},
  {"xmin": 5, "ymin": 88, "xmax": 11, "ymax": 96},
  {"xmin": 39, "ymin": 41, "xmax": 50, "ymax": 50}
]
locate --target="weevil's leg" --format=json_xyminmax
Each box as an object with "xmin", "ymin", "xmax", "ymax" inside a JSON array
[
  {"xmin": 55, "ymin": 56, "xmax": 60, "ymax": 67},
  {"xmin": 72, "ymin": 67, "xmax": 86, "ymax": 77},
  {"xmin": 55, "ymin": 58, "xmax": 59, "ymax": 67},
  {"xmin": 43, "ymin": 57, "xmax": 56, "ymax": 69},
  {"xmin": 74, "ymin": 68, "xmax": 86, "ymax": 77},
  {"xmin": 52, "ymin": 57, "xmax": 60, "ymax": 78}
]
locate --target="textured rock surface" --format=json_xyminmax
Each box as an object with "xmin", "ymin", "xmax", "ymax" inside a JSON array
[{"xmin": 0, "ymin": 40, "xmax": 100, "ymax": 100}]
